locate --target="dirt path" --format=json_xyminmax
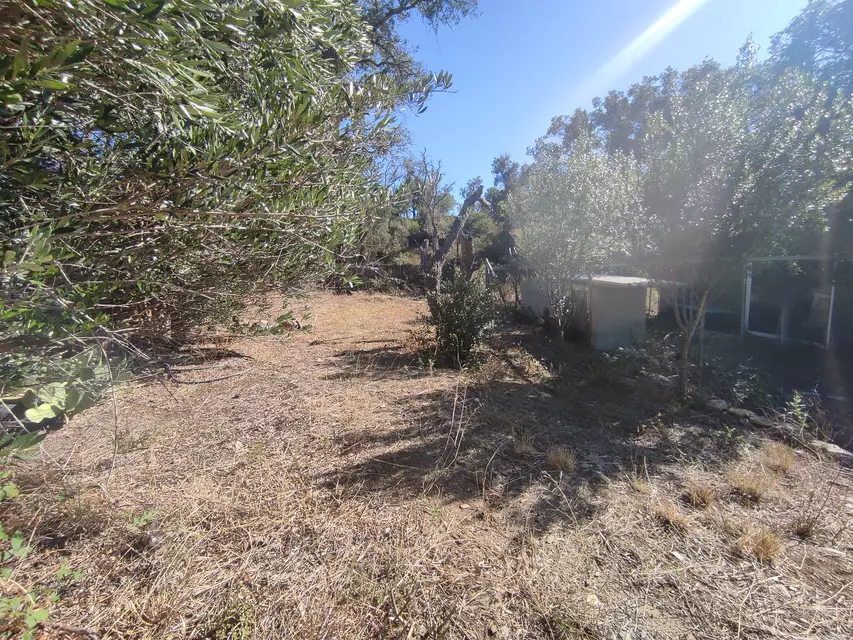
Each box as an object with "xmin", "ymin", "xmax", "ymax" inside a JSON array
[{"xmin": 9, "ymin": 293, "xmax": 853, "ymax": 639}]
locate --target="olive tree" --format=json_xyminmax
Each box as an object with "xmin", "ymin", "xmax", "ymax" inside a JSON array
[
  {"xmin": 640, "ymin": 58, "xmax": 852, "ymax": 396},
  {"xmin": 0, "ymin": 0, "xmax": 476, "ymax": 407},
  {"xmin": 512, "ymin": 134, "xmax": 643, "ymax": 329}
]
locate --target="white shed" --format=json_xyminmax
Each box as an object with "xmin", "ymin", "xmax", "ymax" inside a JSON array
[
  {"xmin": 584, "ymin": 276, "xmax": 650, "ymax": 351},
  {"xmin": 520, "ymin": 275, "xmax": 656, "ymax": 351}
]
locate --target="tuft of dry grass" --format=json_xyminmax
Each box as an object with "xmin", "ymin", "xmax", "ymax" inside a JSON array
[
  {"xmin": 763, "ymin": 442, "xmax": 796, "ymax": 473},
  {"xmin": 728, "ymin": 470, "xmax": 772, "ymax": 505},
  {"xmin": 653, "ymin": 501, "xmax": 691, "ymax": 533},
  {"xmin": 739, "ymin": 527, "xmax": 782, "ymax": 563},
  {"xmin": 716, "ymin": 515, "xmax": 745, "ymax": 541},
  {"xmin": 512, "ymin": 430, "xmax": 535, "ymax": 456},
  {"xmin": 547, "ymin": 446, "xmax": 577, "ymax": 473},
  {"xmin": 684, "ymin": 484, "xmax": 715, "ymax": 509},
  {"xmin": 473, "ymin": 356, "xmax": 508, "ymax": 388}
]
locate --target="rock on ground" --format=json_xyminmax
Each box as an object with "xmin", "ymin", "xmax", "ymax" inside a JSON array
[{"xmin": 810, "ymin": 440, "xmax": 853, "ymax": 464}]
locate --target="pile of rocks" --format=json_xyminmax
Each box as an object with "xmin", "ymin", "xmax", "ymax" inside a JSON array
[{"xmin": 701, "ymin": 397, "xmax": 853, "ymax": 465}]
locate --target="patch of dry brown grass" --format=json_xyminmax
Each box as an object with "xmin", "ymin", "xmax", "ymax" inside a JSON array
[
  {"xmin": 512, "ymin": 430, "xmax": 535, "ymax": 456},
  {"xmin": 763, "ymin": 442, "xmax": 796, "ymax": 473},
  {"xmin": 738, "ymin": 527, "xmax": 782, "ymax": 563},
  {"xmin": 684, "ymin": 483, "xmax": 715, "ymax": 509},
  {"xmin": 472, "ymin": 356, "xmax": 508, "ymax": 388},
  {"xmin": 7, "ymin": 294, "xmax": 853, "ymax": 640},
  {"xmin": 631, "ymin": 478, "xmax": 650, "ymax": 493},
  {"xmin": 547, "ymin": 446, "xmax": 577, "ymax": 473},
  {"xmin": 728, "ymin": 469, "xmax": 772, "ymax": 505},
  {"xmin": 505, "ymin": 346, "xmax": 551, "ymax": 382},
  {"xmin": 653, "ymin": 501, "xmax": 691, "ymax": 533}
]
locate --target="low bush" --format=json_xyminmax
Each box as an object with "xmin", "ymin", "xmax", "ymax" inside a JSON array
[{"xmin": 426, "ymin": 270, "xmax": 496, "ymax": 367}]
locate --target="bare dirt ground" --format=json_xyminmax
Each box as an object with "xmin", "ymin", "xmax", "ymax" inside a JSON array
[{"xmin": 6, "ymin": 292, "xmax": 853, "ymax": 639}]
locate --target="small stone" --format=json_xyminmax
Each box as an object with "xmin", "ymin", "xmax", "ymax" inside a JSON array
[
  {"xmin": 810, "ymin": 440, "xmax": 853, "ymax": 464},
  {"xmin": 728, "ymin": 407, "xmax": 757, "ymax": 420},
  {"xmin": 648, "ymin": 373, "xmax": 676, "ymax": 389},
  {"xmin": 706, "ymin": 398, "xmax": 728, "ymax": 412},
  {"xmin": 234, "ymin": 440, "xmax": 245, "ymax": 452},
  {"xmin": 585, "ymin": 592, "xmax": 601, "ymax": 607},
  {"xmin": 748, "ymin": 416, "xmax": 776, "ymax": 428},
  {"xmin": 592, "ymin": 471, "xmax": 611, "ymax": 485},
  {"xmin": 143, "ymin": 532, "xmax": 161, "ymax": 548}
]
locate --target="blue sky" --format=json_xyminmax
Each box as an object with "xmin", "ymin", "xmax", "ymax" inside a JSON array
[{"xmin": 398, "ymin": 0, "xmax": 809, "ymax": 193}]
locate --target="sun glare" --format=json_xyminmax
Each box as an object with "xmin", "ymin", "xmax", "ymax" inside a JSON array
[{"xmin": 574, "ymin": 0, "xmax": 712, "ymax": 103}]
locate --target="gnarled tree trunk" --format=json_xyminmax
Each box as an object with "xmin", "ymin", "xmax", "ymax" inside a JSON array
[
  {"xmin": 422, "ymin": 185, "xmax": 487, "ymax": 293},
  {"xmin": 672, "ymin": 285, "xmax": 710, "ymax": 399}
]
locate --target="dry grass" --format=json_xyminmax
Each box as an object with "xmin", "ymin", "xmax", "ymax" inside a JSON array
[
  {"xmin": 728, "ymin": 469, "xmax": 772, "ymax": 504},
  {"xmin": 631, "ymin": 478, "xmax": 650, "ymax": 493},
  {"xmin": 546, "ymin": 446, "xmax": 577, "ymax": 473},
  {"xmin": 763, "ymin": 441, "xmax": 796, "ymax": 473},
  {"xmin": 512, "ymin": 430, "xmax": 535, "ymax": 456},
  {"xmin": 738, "ymin": 527, "xmax": 783, "ymax": 563},
  {"xmin": 472, "ymin": 355, "xmax": 508, "ymax": 388},
  {"xmin": 653, "ymin": 501, "xmax": 691, "ymax": 533},
  {"xmin": 684, "ymin": 483, "xmax": 715, "ymax": 508},
  {"xmin": 6, "ymin": 293, "xmax": 853, "ymax": 640}
]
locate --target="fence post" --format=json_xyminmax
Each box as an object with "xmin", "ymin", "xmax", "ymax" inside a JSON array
[{"xmin": 741, "ymin": 262, "xmax": 752, "ymax": 341}]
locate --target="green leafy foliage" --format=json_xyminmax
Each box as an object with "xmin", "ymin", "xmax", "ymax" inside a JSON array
[
  {"xmin": 0, "ymin": 432, "xmax": 44, "ymax": 463},
  {"xmin": 1, "ymin": 0, "xmax": 477, "ymax": 423},
  {"xmin": 770, "ymin": 0, "xmax": 853, "ymax": 93},
  {"xmin": 511, "ymin": 132, "xmax": 642, "ymax": 325},
  {"xmin": 2, "ymin": 0, "xmax": 409, "ymax": 340},
  {"xmin": 55, "ymin": 558, "xmax": 84, "ymax": 583},
  {"xmin": 128, "ymin": 509, "xmax": 156, "ymax": 532},
  {"xmin": 426, "ymin": 269, "xmax": 495, "ymax": 366},
  {"xmin": 0, "ymin": 422, "xmax": 91, "ymax": 637},
  {"xmin": 0, "ymin": 430, "xmax": 50, "ymax": 639},
  {"xmin": 512, "ymin": 5, "xmax": 852, "ymax": 396}
]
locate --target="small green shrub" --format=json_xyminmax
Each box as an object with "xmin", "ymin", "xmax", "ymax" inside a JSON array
[
  {"xmin": 1, "ymin": 432, "xmax": 50, "ymax": 640},
  {"xmin": 427, "ymin": 270, "xmax": 495, "ymax": 367}
]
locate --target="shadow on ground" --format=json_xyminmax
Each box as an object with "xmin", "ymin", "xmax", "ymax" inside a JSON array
[
  {"xmin": 321, "ymin": 344, "xmax": 430, "ymax": 381},
  {"xmin": 316, "ymin": 325, "xmax": 755, "ymax": 535}
]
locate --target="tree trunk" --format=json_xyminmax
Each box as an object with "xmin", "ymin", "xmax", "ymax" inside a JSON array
[
  {"xmin": 422, "ymin": 185, "xmax": 486, "ymax": 293},
  {"xmin": 698, "ymin": 310, "xmax": 706, "ymax": 390},
  {"xmin": 419, "ymin": 238, "xmax": 431, "ymax": 271},
  {"xmin": 679, "ymin": 334, "xmax": 691, "ymax": 399},
  {"xmin": 671, "ymin": 286, "xmax": 710, "ymax": 399}
]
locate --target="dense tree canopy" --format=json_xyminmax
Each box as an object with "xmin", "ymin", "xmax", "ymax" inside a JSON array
[
  {"xmin": 511, "ymin": 133, "xmax": 642, "ymax": 325},
  {"xmin": 770, "ymin": 0, "xmax": 853, "ymax": 94},
  {"xmin": 511, "ymin": 2, "xmax": 853, "ymax": 394},
  {"xmin": 0, "ymin": 0, "xmax": 477, "ymax": 395}
]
